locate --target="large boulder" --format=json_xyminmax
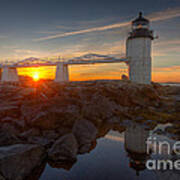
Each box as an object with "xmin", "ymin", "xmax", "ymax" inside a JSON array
[
  {"xmin": 48, "ymin": 133, "xmax": 78, "ymax": 162},
  {"xmin": 72, "ymin": 120, "xmax": 97, "ymax": 153},
  {"xmin": 0, "ymin": 144, "xmax": 46, "ymax": 180}
]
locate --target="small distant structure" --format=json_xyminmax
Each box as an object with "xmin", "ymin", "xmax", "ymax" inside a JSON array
[
  {"xmin": 54, "ymin": 62, "xmax": 69, "ymax": 82},
  {"xmin": 121, "ymin": 74, "xmax": 129, "ymax": 81},
  {"xmin": 1, "ymin": 67, "xmax": 19, "ymax": 84}
]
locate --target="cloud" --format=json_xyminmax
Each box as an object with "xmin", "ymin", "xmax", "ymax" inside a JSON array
[
  {"xmin": 12, "ymin": 49, "xmax": 53, "ymax": 59},
  {"xmin": 154, "ymin": 39, "xmax": 180, "ymax": 46},
  {"xmin": 153, "ymin": 39, "xmax": 180, "ymax": 56},
  {"xmin": 0, "ymin": 35, "xmax": 7, "ymax": 39},
  {"xmin": 34, "ymin": 7, "xmax": 180, "ymax": 42},
  {"xmin": 148, "ymin": 7, "xmax": 180, "ymax": 22},
  {"xmin": 34, "ymin": 21, "xmax": 130, "ymax": 41},
  {"xmin": 153, "ymin": 65, "xmax": 180, "ymax": 72}
]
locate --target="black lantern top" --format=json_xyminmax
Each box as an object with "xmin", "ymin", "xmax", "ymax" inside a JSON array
[
  {"xmin": 128, "ymin": 12, "xmax": 154, "ymax": 40},
  {"xmin": 132, "ymin": 12, "xmax": 149, "ymax": 26}
]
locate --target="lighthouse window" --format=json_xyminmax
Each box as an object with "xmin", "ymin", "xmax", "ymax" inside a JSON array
[
  {"xmin": 133, "ymin": 24, "xmax": 149, "ymax": 30},
  {"xmin": 137, "ymin": 24, "xmax": 143, "ymax": 29}
]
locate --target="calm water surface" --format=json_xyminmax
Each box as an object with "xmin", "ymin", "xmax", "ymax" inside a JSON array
[{"xmin": 40, "ymin": 122, "xmax": 179, "ymax": 180}]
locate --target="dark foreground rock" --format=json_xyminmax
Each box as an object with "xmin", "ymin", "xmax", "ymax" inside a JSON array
[
  {"xmin": 48, "ymin": 133, "xmax": 78, "ymax": 162},
  {"xmin": 0, "ymin": 144, "xmax": 46, "ymax": 180},
  {"xmin": 73, "ymin": 120, "xmax": 97, "ymax": 153},
  {"xmin": 0, "ymin": 129, "xmax": 21, "ymax": 146},
  {"xmin": 0, "ymin": 80, "xmax": 180, "ymax": 178}
]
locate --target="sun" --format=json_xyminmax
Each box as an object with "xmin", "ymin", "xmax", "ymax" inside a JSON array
[{"xmin": 33, "ymin": 73, "xmax": 40, "ymax": 81}]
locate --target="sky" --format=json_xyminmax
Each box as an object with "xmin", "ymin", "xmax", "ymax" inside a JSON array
[{"xmin": 0, "ymin": 0, "xmax": 180, "ymax": 82}]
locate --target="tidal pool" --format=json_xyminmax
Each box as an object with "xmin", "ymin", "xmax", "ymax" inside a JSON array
[{"xmin": 40, "ymin": 122, "xmax": 179, "ymax": 180}]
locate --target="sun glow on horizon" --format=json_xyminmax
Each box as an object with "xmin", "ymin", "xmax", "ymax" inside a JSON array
[
  {"xmin": 33, "ymin": 73, "xmax": 40, "ymax": 81},
  {"xmin": 17, "ymin": 65, "xmax": 180, "ymax": 83}
]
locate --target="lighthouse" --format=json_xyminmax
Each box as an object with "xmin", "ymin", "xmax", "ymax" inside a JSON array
[{"xmin": 127, "ymin": 12, "xmax": 154, "ymax": 84}]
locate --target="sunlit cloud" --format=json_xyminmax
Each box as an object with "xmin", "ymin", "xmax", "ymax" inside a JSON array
[
  {"xmin": 154, "ymin": 39, "xmax": 180, "ymax": 46},
  {"xmin": 0, "ymin": 35, "xmax": 7, "ymax": 39},
  {"xmin": 12, "ymin": 49, "xmax": 54, "ymax": 59},
  {"xmin": 34, "ymin": 7, "xmax": 180, "ymax": 41},
  {"xmin": 153, "ymin": 65, "xmax": 180, "ymax": 72},
  {"xmin": 34, "ymin": 22, "xmax": 130, "ymax": 41},
  {"xmin": 148, "ymin": 7, "xmax": 180, "ymax": 22}
]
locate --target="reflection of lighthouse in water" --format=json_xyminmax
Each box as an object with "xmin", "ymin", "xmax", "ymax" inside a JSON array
[{"xmin": 124, "ymin": 123, "xmax": 150, "ymax": 175}]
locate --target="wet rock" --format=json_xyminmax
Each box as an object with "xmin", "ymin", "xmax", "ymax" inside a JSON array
[
  {"xmin": 72, "ymin": 120, "xmax": 97, "ymax": 153},
  {"xmin": 0, "ymin": 144, "xmax": 46, "ymax": 180},
  {"xmin": 96, "ymin": 123, "xmax": 112, "ymax": 138},
  {"xmin": 113, "ymin": 124, "xmax": 126, "ymax": 133},
  {"xmin": 48, "ymin": 133, "xmax": 78, "ymax": 162},
  {"xmin": 48, "ymin": 160, "xmax": 76, "ymax": 171}
]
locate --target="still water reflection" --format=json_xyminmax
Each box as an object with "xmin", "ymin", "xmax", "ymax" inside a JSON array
[{"xmin": 39, "ymin": 122, "xmax": 180, "ymax": 180}]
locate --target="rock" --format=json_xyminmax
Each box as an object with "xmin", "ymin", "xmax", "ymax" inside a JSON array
[
  {"xmin": 113, "ymin": 124, "xmax": 126, "ymax": 133},
  {"xmin": 42, "ymin": 130, "xmax": 59, "ymax": 141},
  {"xmin": 154, "ymin": 128, "xmax": 166, "ymax": 135},
  {"xmin": 0, "ymin": 174, "xmax": 5, "ymax": 180},
  {"xmin": 30, "ymin": 105, "xmax": 79, "ymax": 130},
  {"xmin": 48, "ymin": 160, "xmax": 76, "ymax": 171},
  {"xmin": 30, "ymin": 111, "xmax": 60, "ymax": 130},
  {"xmin": 0, "ymin": 123, "xmax": 21, "ymax": 136},
  {"xmin": 0, "ymin": 144, "xmax": 46, "ymax": 180},
  {"xmin": 107, "ymin": 116, "xmax": 121, "ymax": 124},
  {"xmin": 72, "ymin": 120, "xmax": 97, "ymax": 153},
  {"xmin": 48, "ymin": 133, "xmax": 78, "ymax": 162},
  {"xmin": 81, "ymin": 95, "xmax": 119, "ymax": 121},
  {"xmin": 55, "ymin": 127, "xmax": 71, "ymax": 137},
  {"xmin": 0, "ymin": 129, "xmax": 21, "ymax": 146},
  {"xmin": 0, "ymin": 105, "xmax": 20, "ymax": 119},
  {"xmin": 96, "ymin": 123, "xmax": 112, "ymax": 138},
  {"xmin": 19, "ymin": 128, "xmax": 41, "ymax": 139},
  {"xmin": 1, "ymin": 117, "xmax": 25, "ymax": 130},
  {"xmin": 27, "ymin": 136, "xmax": 53, "ymax": 148}
]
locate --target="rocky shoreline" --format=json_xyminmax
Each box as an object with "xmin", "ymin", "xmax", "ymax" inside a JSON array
[{"xmin": 0, "ymin": 80, "xmax": 180, "ymax": 179}]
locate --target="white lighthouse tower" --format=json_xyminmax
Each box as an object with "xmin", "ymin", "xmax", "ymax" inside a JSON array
[{"xmin": 127, "ymin": 12, "xmax": 154, "ymax": 84}]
